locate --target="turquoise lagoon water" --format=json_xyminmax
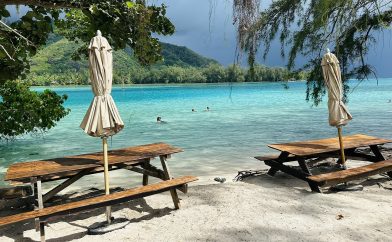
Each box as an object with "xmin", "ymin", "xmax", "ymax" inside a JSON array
[{"xmin": 1, "ymin": 80, "xmax": 392, "ymax": 186}]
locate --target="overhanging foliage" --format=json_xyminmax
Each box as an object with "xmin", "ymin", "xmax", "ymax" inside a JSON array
[
  {"xmin": 234, "ymin": 0, "xmax": 392, "ymax": 105},
  {"xmin": 0, "ymin": 0, "xmax": 174, "ymax": 140}
]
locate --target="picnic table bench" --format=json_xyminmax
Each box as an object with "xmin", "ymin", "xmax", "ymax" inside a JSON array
[
  {"xmin": 0, "ymin": 142, "xmax": 197, "ymax": 241},
  {"xmin": 255, "ymin": 134, "xmax": 392, "ymax": 192}
]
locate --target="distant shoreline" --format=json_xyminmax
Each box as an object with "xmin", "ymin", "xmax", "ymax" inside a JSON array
[
  {"xmin": 30, "ymin": 81, "xmax": 307, "ymax": 89},
  {"xmin": 29, "ymin": 78, "xmax": 392, "ymax": 89}
]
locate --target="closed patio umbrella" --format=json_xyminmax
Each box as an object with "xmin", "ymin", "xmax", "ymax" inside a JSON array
[
  {"xmin": 321, "ymin": 49, "xmax": 352, "ymax": 167},
  {"xmin": 80, "ymin": 30, "xmax": 124, "ymax": 224}
]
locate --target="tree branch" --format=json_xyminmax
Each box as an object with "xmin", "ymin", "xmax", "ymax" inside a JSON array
[
  {"xmin": 0, "ymin": 0, "xmax": 84, "ymax": 9},
  {"xmin": 0, "ymin": 20, "xmax": 34, "ymax": 46},
  {"xmin": 0, "ymin": 44, "xmax": 15, "ymax": 61}
]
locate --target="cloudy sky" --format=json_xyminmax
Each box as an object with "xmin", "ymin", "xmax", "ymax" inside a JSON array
[
  {"xmin": 153, "ymin": 0, "xmax": 392, "ymax": 77},
  {"xmin": 5, "ymin": 0, "xmax": 392, "ymax": 77}
]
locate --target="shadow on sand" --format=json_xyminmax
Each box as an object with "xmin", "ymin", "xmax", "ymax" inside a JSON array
[
  {"xmin": 236, "ymin": 165, "xmax": 392, "ymax": 195},
  {"xmin": 0, "ymin": 187, "xmax": 175, "ymax": 242}
]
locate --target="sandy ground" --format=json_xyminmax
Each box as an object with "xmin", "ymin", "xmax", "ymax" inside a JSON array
[{"xmin": 1, "ymin": 158, "xmax": 392, "ymax": 242}]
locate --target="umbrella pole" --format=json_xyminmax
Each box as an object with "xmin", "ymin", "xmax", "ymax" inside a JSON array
[
  {"xmin": 88, "ymin": 137, "xmax": 130, "ymax": 234},
  {"xmin": 337, "ymin": 126, "xmax": 346, "ymax": 167},
  {"xmin": 102, "ymin": 137, "xmax": 111, "ymax": 224}
]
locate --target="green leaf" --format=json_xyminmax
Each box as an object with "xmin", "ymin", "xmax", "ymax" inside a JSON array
[{"xmin": 126, "ymin": 1, "xmax": 135, "ymax": 8}]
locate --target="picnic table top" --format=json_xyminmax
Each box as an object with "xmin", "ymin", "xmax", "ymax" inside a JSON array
[
  {"xmin": 5, "ymin": 142, "xmax": 182, "ymax": 182},
  {"xmin": 268, "ymin": 134, "xmax": 392, "ymax": 157}
]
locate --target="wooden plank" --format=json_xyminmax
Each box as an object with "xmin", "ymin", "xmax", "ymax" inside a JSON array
[
  {"xmin": 264, "ymin": 160, "xmax": 310, "ymax": 182},
  {"xmin": 308, "ymin": 160, "xmax": 392, "ymax": 187},
  {"xmin": 344, "ymin": 151, "xmax": 379, "ymax": 162},
  {"xmin": 264, "ymin": 160, "xmax": 321, "ymax": 192},
  {"xmin": 268, "ymin": 134, "xmax": 391, "ymax": 156},
  {"xmin": 36, "ymin": 178, "xmax": 43, "ymax": 210},
  {"xmin": 36, "ymin": 178, "xmax": 44, "ymax": 232},
  {"xmin": 125, "ymin": 166, "xmax": 187, "ymax": 193},
  {"xmin": 0, "ymin": 176, "xmax": 198, "ymax": 227},
  {"xmin": 32, "ymin": 158, "xmax": 150, "ymax": 184},
  {"xmin": 369, "ymin": 145, "xmax": 385, "ymax": 161},
  {"xmin": 266, "ymin": 152, "xmax": 290, "ymax": 176},
  {"xmin": 298, "ymin": 158, "xmax": 312, "ymax": 175},
  {"xmin": 254, "ymin": 154, "xmax": 296, "ymax": 162},
  {"xmin": 42, "ymin": 169, "xmax": 92, "ymax": 203},
  {"xmin": 297, "ymin": 159, "xmax": 321, "ymax": 192},
  {"xmin": 254, "ymin": 154, "xmax": 281, "ymax": 161},
  {"xmin": 0, "ymin": 186, "xmax": 32, "ymax": 199},
  {"xmin": 5, "ymin": 143, "xmax": 183, "ymax": 182},
  {"xmin": 125, "ymin": 166, "xmax": 165, "ymax": 180}
]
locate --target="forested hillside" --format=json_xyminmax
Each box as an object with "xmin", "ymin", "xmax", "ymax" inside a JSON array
[{"xmin": 27, "ymin": 35, "xmax": 306, "ymax": 86}]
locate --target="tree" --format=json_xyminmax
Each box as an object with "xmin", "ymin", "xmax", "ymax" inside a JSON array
[
  {"xmin": 0, "ymin": 0, "xmax": 174, "ymax": 140},
  {"xmin": 203, "ymin": 64, "xmax": 226, "ymax": 83},
  {"xmin": 234, "ymin": 0, "xmax": 392, "ymax": 105},
  {"xmin": 226, "ymin": 64, "xmax": 246, "ymax": 83},
  {"xmin": 0, "ymin": 80, "xmax": 69, "ymax": 140}
]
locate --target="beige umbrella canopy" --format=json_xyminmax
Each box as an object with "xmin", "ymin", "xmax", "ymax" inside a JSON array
[
  {"xmin": 321, "ymin": 50, "xmax": 352, "ymax": 166},
  {"xmin": 80, "ymin": 30, "xmax": 124, "ymax": 224},
  {"xmin": 80, "ymin": 31, "xmax": 124, "ymax": 137}
]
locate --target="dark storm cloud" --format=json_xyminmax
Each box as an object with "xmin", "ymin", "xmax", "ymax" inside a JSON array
[
  {"xmin": 152, "ymin": 0, "xmax": 305, "ymax": 68},
  {"xmin": 154, "ymin": 0, "xmax": 392, "ymax": 77},
  {"xmin": 152, "ymin": 0, "xmax": 240, "ymax": 65},
  {"xmin": 5, "ymin": 1, "xmax": 392, "ymax": 77}
]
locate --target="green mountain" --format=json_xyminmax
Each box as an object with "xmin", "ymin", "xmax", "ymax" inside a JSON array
[
  {"xmin": 27, "ymin": 35, "xmax": 219, "ymax": 85},
  {"xmin": 27, "ymin": 35, "xmax": 305, "ymax": 85},
  {"xmin": 159, "ymin": 42, "xmax": 218, "ymax": 67}
]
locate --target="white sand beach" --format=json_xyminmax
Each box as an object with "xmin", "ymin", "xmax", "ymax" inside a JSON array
[
  {"xmin": 1, "ymin": 159, "xmax": 392, "ymax": 242},
  {"xmin": 2, "ymin": 1, "xmax": 392, "ymax": 241}
]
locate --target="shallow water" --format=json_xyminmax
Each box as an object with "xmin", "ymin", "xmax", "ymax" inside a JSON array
[{"xmin": 1, "ymin": 80, "xmax": 392, "ymax": 186}]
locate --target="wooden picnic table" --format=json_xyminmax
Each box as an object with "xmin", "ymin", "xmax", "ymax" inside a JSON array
[
  {"xmin": 255, "ymin": 134, "xmax": 392, "ymax": 192},
  {"xmin": 5, "ymin": 142, "xmax": 185, "ymax": 207},
  {"xmin": 3, "ymin": 142, "xmax": 195, "ymax": 241}
]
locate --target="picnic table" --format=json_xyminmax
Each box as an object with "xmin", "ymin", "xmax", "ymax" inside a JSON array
[
  {"xmin": 1, "ymin": 142, "xmax": 197, "ymax": 242},
  {"xmin": 255, "ymin": 134, "xmax": 392, "ymax": 192}
]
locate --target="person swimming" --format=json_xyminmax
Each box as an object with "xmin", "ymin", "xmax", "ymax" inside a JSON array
[
  {"xmin": 192, "ymin": 108, "xmax": 196, "ymax": 112},
  {"xmin": 157, "ymin": 116, "xmax": 167, "ymax": 124},
  {"xmin": 205, "ymin": 107, "xmax": 210, "ymax": 111}
]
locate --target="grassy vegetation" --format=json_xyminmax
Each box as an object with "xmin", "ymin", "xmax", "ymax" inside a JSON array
[{"xmin": 26, "ymin": 35, "xmax": 307, "ymax": 86}]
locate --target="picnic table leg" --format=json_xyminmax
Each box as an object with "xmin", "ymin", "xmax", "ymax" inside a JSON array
[
  {"xmin": 298, "ymin": 158, "xmax": 312, "ymax": 175},
  {"xmin": 370, "ymin": 145, "xmax": 392, "ymax": 177},
  {"xmin": 31, "ymin": 177, "xmax": 40, "ymax": 231},
  {"xmin": 308, "ymin": 182, "xmax": 322, "ymax": 193},
  {"xmin": 159, "ymin": 155, "xmax": 180, "ymax": 209},
  {"xmin": 298, "ymin": 158, "xmax": 321, "ymax": 193},
  {"xmin": 142, "ymin": 161, "xmax": 149, "ymax": 186},
  {"xmin": 267, "ymin": 152, "xmax": 289, "ymax": 176},
  {"xmin": 264, "ymin": 159, "xmax": 321, "ymax": 192},
  {"xmin": 34, "ymin": 177, "xmax": 46, "ymax": 242},
  {"xmin": 31, "ymin": 177, "xmax": 45, "ymax": 233},
  {"xmin": 40, "ymin": 220, "xmax": 46, "ymax": 242},
  {"xmin": 370, "ymin": 145, "xmax": 385, "ymax": 161},
  {"xmin": 37, "ymin": 178, "xmax": 46, "ymax": 242}
]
